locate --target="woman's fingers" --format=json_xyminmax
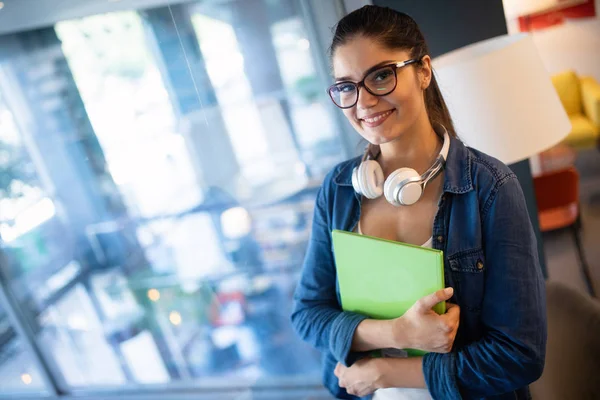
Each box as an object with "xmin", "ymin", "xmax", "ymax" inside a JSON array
[
  {"xmin": 416, "ymin": 287, "xmax": 454, "ymax": 312},
  {"xmin": 442, "ymin": 303, "xmax": 460, "ymax": 324}
]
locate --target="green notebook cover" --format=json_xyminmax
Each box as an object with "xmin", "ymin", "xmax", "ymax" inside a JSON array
[{"xmin": 331, "ymin": 229, "xmax": 445, "ymax": 357}]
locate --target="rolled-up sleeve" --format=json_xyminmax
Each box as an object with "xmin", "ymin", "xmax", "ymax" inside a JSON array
[
  {"xmin": 290, "ymin": 178, "xmax": 368, "ymax": 367},
  {"xmin": 423, "ymin": 175, "xmax": 547, "ymax": 399}
]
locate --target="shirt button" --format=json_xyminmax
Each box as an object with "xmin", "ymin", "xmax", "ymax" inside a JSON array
[
  {"xmin": 476, "ymin": 260, "xmax": 484, "ymax": 270},
  {"xmin": 436, "ymin": 235, "xmax": 444, "ymax": 243}
]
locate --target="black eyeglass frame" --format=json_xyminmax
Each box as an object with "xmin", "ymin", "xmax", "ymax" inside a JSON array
[{"xmin": 327, "ymin": 58, "xmax": 421, "ymax": 109}]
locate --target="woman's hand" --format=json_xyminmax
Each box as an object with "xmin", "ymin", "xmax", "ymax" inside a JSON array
[
  {"xmin": 392, "ymin": 287, "xmax": 460, "ymax": 353},
  {"xmin": 334, "ymin": 358, "xmax": 384, "ymax": 397}
]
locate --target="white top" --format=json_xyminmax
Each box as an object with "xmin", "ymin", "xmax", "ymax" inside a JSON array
[
  {"xmin": 354, "ymin": 221, "xmax": 433, "ymax": 400},
  {"xmin": 356, "ymin": 221, "xmax": 432, "ymax": 248}
]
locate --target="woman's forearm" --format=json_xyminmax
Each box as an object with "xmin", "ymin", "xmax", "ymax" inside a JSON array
[
  {"xmin": 351, "ymin": 319, "xmax": 397, "ymax": 352},
  {"xmin": 377, "ymin": 357, "xmax": 427, "ymax": 389}
]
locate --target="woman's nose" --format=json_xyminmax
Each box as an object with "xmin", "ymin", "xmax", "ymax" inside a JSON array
[{"xmin": 356, "ymin": 86, "xmax": 379, "ymax": 110}]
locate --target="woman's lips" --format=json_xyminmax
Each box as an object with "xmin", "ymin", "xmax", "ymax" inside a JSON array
[{"xmin": 360, "ymin": 109, "xmax": 394, "ymax": 128}]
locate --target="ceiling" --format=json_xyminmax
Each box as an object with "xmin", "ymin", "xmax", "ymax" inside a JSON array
[{"xmin": 0, "ymin": 0, "xmax": 201, "ymax": 35}]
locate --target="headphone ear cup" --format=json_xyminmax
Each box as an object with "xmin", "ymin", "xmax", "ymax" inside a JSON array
[
  {"xmin": 353, "ymin": 160, "xmax": 383, "ymax": 199},
  {"xmin": 384, "ymin": 167, "xmax": 423, "ymax": 206}
]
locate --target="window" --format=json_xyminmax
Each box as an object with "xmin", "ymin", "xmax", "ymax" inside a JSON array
[{"xmin": 0, "ymin": 0, "xmax": 347, "ymax": 397}]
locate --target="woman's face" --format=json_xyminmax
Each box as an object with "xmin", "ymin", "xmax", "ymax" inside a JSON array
[{"xmin": 332, "ymin": 35, "xmax": 431, "ymax": 145}]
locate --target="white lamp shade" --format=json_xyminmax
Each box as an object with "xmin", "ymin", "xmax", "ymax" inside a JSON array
[{"xmin": 433, "ymin": 33, "xmax": 571, "ymax": 165}]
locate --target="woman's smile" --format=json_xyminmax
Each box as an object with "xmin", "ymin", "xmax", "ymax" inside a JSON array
[{"xmin": 359, "ymin": 109, "xmax": 395, "ymax": 128}]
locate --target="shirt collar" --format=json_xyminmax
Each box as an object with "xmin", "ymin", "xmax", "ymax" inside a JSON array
[{"xmin": 333, "ymin": 135, "xmax": 473, "ymax": 194}]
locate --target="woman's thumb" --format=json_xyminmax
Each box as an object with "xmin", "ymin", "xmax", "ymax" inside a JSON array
[{"xmin": 418, "ymin": 287, "xmax": 453, "ymax": 311}]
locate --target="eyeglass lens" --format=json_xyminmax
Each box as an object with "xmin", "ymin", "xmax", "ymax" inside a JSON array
[{"xmin": 329, "ymin": 65, "xmax": 396, "ymax": 108}]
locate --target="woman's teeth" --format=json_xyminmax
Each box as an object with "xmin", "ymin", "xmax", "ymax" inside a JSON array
[{"xmin": 363, "ymin": 110, "xmax": 392, "ymax": 123}]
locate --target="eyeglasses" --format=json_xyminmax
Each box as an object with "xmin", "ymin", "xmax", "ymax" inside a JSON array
[{"xmin": 327, "ymin": 59, "xmax": 420, "ymax": 109}]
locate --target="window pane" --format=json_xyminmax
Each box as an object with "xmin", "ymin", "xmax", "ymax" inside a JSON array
[
  {"xmin": 0, "ymin": 85, "xmax": 50, "ymax": 398},
  {"xmin": 0, "ymin": 303, "xmax": 49, "ymax": 395},
  {"xmin": 0, "ymin": 0, "xmax": 342, "ymax": 394}
]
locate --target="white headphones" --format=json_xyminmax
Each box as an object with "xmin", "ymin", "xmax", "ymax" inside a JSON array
[{"xmin": 351, "ymin": 128, "xmax": 450, "ymax": 206}]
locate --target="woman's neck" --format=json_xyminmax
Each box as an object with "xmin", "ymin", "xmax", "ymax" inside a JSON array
[{"xmin": 377, "ymin": 117, "xmax": 441, "ymax": 177}]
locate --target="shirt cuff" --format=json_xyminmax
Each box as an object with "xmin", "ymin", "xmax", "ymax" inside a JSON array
[
  {"xmin": 423, "ymin": 351, "xmax": 462, "ymax": 400},
  {"xmin": 329, "ymin": 311, "xmax": 369, "ymax": 367}
]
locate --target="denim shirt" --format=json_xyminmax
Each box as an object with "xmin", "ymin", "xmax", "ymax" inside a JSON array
[{"xmin": 291, "ymin": 136, "xmax": 547, "ymax": 399}]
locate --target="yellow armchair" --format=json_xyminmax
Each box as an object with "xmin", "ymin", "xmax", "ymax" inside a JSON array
[{"xmin": 551, "ymin": 70, "xmax": 600, "ymax": 149}]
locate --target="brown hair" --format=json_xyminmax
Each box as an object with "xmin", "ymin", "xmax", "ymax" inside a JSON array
[{"xmin": 330, "ymin": 5, "xmax": 457, "ymax": 138}]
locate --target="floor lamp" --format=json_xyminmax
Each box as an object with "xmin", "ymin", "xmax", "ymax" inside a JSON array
[{"xmin": 433, "ymin": 33, "xmax": 571, "ymax": 278}]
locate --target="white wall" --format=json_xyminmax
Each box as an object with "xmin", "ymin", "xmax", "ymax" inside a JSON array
[
  {"xmin": 503, "ymin": 0, "xmax": 587, "ymax": 19},
  {"xmin": 530, "ymin": 17, "xmax": 600, "ymax": 81},
  {"xmin": 503, "ymin": 0, "xmax": 600, "ymax": 81}
]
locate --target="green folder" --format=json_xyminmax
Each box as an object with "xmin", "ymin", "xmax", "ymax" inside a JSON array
[{"xmin": 331, "ymin": 229, "xmax": 446, "ymax": 357}]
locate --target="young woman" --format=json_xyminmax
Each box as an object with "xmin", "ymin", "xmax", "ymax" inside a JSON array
[{"xmin": 291, "ymin": 5, "xmax": 546, "ymax": 400}]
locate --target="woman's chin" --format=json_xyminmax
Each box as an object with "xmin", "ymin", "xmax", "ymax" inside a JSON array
[
  {"xmin": 363, "ymin": 121, "xmax": 411, "ymax": 145},
  {"xmin": 364, "ymin": 129, "xmax": 400, "ymax": 145}
]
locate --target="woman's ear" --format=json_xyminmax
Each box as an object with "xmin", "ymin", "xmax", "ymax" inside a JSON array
[{"xmin": 418, "ymin": 55, "xmax": 433, "ymax": 90}]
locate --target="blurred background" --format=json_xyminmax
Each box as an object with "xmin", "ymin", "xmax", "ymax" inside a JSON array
[{"xmin": 0, "ymin": 0, "xmax": 598, "ymax": 399}]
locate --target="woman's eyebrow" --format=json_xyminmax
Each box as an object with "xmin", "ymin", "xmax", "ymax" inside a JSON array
[{"xmin": 334, "ymin": 60, "xmax": 396, "ymax": 82}]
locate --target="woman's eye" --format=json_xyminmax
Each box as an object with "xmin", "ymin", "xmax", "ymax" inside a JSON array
[
  {"xmin": 374, "ymin": 70, "xmax": 393, "ymax": 81},
  {"xmin": 338, "ymin": 84, "xmax": 356, "ymax": 93}
]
